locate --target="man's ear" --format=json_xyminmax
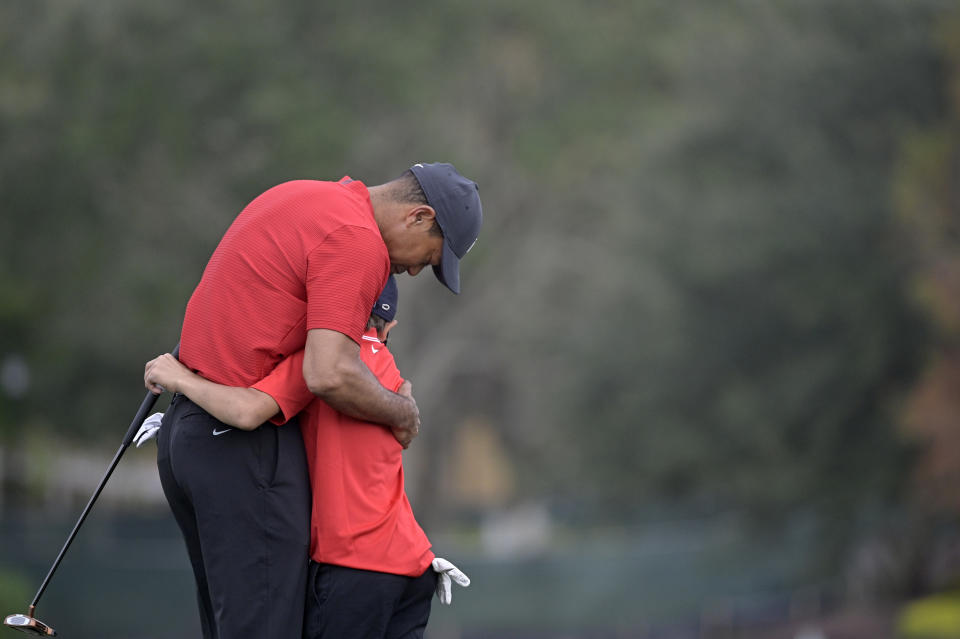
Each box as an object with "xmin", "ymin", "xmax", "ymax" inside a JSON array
[
  {"xmin": 406, "ymin": 205, "xmax": 436, "ymax": 227},
  {"xmin": 380, "ymin": 320, "xmax": 399, "ymax": 342}
]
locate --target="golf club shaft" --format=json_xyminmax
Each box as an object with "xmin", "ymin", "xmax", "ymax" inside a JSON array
[{"xmin": 29, "ymin": 344, "xmax": 180, "ymax": 609}]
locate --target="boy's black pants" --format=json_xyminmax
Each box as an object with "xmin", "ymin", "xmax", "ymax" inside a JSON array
[
  {"xmin": 305, "ymin": 561, "xmax": 437, "ymax": 639},
  {"xmin": 157, "ymin": 394, "xmax": 311, "ymax": 639}
]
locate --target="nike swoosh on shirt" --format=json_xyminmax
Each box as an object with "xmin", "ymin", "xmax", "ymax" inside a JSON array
[
  {"xmin": 371, "ymin": 346, "xmax": 380, "ymax": 354},
  {"xmin": 212, "ymin": 428, "xmax": 233, "ymax": 436}
]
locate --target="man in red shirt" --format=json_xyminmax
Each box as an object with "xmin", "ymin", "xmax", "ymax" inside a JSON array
[
  {"xmin": 145, "ymin": 277, "xmax": 470, "ymax": 638},
  {"xmin": 149, "ymin": 163, "xmax": 481, "ymax": 639}
]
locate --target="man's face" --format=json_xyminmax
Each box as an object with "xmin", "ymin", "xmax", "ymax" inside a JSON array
[{"xmin": 386, "ymin": 208, "xmax": 444, "ymax": 277}]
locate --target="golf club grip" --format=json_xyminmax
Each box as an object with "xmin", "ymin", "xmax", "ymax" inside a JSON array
[{"xmin": 120, "ymin": 343, "xmax": 180, "ymax": 447}]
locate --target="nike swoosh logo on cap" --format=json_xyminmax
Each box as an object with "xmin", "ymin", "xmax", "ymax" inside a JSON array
[{"xmin": 212, "ymin": 428, "xmax": 233, "ymax": 436}]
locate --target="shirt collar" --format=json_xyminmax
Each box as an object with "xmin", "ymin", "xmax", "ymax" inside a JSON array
[{"xmin": 361, "ymin": 327, "xmax": 382, "ymax": 343}]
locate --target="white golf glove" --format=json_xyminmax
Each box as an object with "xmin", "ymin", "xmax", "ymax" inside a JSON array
[
  {"xmin": 431, "ymin": 557, "xmax": 470, "ymax": 605},
  {"xmin": 134, "ymin": 412, "xmax": 165, "ymax": 448}
]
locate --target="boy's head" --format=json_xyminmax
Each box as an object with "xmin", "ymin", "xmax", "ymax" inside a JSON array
[{"xmin": 367, "ymin": 275, "xmax": 399, "ymax": 342}]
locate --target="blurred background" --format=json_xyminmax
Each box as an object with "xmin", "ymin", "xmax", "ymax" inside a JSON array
[{"xmin": 2, "ymin": 0, "xmax": 960, "ymax": 637}]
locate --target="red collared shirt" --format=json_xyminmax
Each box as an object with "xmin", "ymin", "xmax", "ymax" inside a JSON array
[
  {"xmin": 179, "ymin": 178, "xmax": 389, "ymax": 386},
  {"xmin": 252, "ymin": 329, "xmax": 435, "ymax": 577}
]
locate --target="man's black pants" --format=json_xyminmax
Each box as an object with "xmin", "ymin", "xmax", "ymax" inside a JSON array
[
  {"xmin": 305, "ymin": 562, "xmax": 437, "ymax": 639},
  {"xmin": 157, "ymin": 394, "xmax": 311, "ymax": 639}
]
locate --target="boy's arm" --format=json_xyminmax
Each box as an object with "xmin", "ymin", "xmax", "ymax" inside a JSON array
[
  {"xmin": 145, "ymin": 354, "xmax": 279, "ymax": 430},
  {"xmin": 250, "ymin": 350, "xmax": 315, "ymax": 425}
]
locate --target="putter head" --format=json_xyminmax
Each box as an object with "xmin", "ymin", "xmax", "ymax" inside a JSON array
[{"xmin": 4, "ymin": 613, "xmax": 56, "ymax": 636}]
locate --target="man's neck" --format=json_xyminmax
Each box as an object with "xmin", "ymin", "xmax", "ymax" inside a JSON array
[{"xmin": 367, "ymin": 185, "xmax": 390, "ymax": 234}]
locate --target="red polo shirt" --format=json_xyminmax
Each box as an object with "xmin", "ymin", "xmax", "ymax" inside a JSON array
[
  {"xmin": 252, "ymin": 330, "xmax": 435, "ymax": 577},
  {"xmin": 179, "ymin": 178, "xmax": 390, "ymax": 386}
]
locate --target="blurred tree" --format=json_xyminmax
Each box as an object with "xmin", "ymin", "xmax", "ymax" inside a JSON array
[
  {"xmin": 0, "ymin": 0, "xmax": 953, "ymax": 570},
  {"xmin": 897, "ymin": 8, "xmax": 960, "ymax": 517},
  {"xmin": 457, "ymin": 0, "xmax": 946, "ymax": 539}
]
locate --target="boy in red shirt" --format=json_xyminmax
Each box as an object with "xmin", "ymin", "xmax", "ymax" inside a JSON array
[{"xmin": 144, "ymin": 277, "xmax": 469, "ymax": 638}]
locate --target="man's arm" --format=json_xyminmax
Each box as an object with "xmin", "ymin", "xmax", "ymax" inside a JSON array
[
  {"xmin": 303, "ymin": 328, "xmax": 420, "ymax": 447},
  {"xmin": 145, "ymin": 354, "xmax": 279, "ymax": 430}
]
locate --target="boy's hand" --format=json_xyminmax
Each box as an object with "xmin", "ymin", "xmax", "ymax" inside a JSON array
[
  {"xmin": 144, "ymin": 353, "xmax": 191, "ymax": 395},
  {"xmin": 432, "ymin": 557, "xmax": 470, "ymax": 604},
  {"xmin": 391, "ymin": 380, "xmax": 420, "ymax": 448}
]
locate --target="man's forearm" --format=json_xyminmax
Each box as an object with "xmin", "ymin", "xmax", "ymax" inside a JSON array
[
  {"xmin": 311, "ymin": 356, "xmax": 414, "ymax": 428},
  {"xmin": 304, "ymin": 328, "xmax": 420, "ymax": 446}
]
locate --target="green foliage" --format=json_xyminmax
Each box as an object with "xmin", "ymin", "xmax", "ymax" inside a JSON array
[
  {"xmin": 545, "ymin": 2, "xmax": 944, "ymax": 526},
  {"xmin": 0, "ymin": 0, "xmax": 953, "ymax": 555},
  {"xmin": 899, "ymin": 590, "xmax": 960, "ymax": 639},
  {"xmin": 0, "ymin": 569, "xmax": 30, "ymax": 622}
]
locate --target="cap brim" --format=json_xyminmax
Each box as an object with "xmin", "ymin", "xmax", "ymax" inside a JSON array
[{"xmin": 433, "ymin": 240, "xmax": 461, "ymax": 294}]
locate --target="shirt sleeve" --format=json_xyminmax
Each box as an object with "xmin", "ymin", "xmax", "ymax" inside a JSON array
[
  {"xmin": 306, "ymin": 225, "xmax": 389, "ymax": 344},
  {"xmin": 384, "ymin": 369, "xmax": 404, "ymax": 393},
  {"xmin": 361, "ymin": 344, "xmax": 405, "ymax": 393},
  {"xmin": 381, "ymin": 356, "xmax": 404, "ymax": 394},
  {"xmin": 251, "ymin": 350, "xmax": 314, "ymax": 425}
]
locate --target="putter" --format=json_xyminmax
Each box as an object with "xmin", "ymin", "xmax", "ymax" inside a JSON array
[{"xmin": 4, "ymin": 345, "xmax": 179, "ymax": 637}]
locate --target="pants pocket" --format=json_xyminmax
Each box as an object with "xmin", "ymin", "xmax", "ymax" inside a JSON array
[
  {"xmin": 305, "ymin": 561, "xmax": 331, "ymax": 638},
  {"xmin": 311, "ymin": 563, "xmax": 332, "ymax": 607},
  {"xmin": 256, "ymin": 425, "xmax": 277, "ymax": 489}
]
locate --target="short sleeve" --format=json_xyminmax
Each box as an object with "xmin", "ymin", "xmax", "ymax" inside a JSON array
[
  {"xmin": 384, "ymin": 369, "xmax": 404, "ymax": 394},
  {"xmin": 251, "ymin": 350, "xmax": 315, "ymax": 425},
  {"xmin": 306, "ymin": 225, "xmax": 389, "ymax": 344},
  {"xmin": 360, "ymin": 344, "xmax": 405, "ymax": 394}
]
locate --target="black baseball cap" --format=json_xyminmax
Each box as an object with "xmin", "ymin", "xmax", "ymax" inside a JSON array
[
  {"xmin": 409, "ymin": 162, "xmax": 482, "ymax": 294},
  {"xmin": 372, "ymin": 275, "xmax": 399, "ymax": 323}
]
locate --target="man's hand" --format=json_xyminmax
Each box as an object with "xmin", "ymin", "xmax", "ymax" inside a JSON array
[
  {"xmin": 134, "ymin": 412, "xmax": 164, "ymax": 448},
  {"xmin": 391, "ymin": 380, "xmax": 420, "ymax": 448},
  {"xmin": 432, "ymin": 557, "xmax": 470, "ymax": 605}
]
